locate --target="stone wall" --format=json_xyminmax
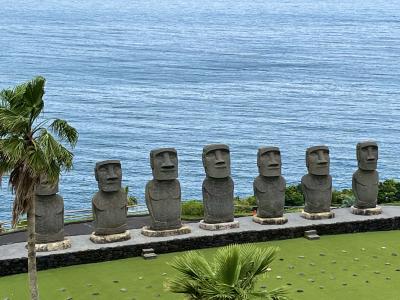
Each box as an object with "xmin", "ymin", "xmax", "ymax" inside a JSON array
[{"xmin": 1, "ymin": 215, "xmax": 400, "ymax": 277}]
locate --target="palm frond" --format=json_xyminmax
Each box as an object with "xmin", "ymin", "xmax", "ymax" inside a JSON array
[
  {"xmin": 0, "ymin": 83, "xmax": 25, "ymax": 109},
  {"xmin": 50, "ymin": 119, "xmax": 78, "ymax": 147},
  {"xmin": 9, "ymin": 162, "xmax": 38, "ymax": 226},
  {"xmin": 168, "ymin": 244, "xmax": 285, "ymax": 300},
  {"xmin": 0, "ymin": 108, "xmax": 30, "ymax": 136},
  {"xmin": 169, "ymin": 250, "xmax": 214, "ymax": 280},
  {"xmin": 167, "ymin": 277, "xmax": 201, "ymax": 298},
  {"xmin": 23, "ymin": 76, "xmax": 45, "ymax": 121},
  {"xmin": 214, "ymin": 244, "xmax": 242, "ymax": 286},
  {"xmin": 0, "ymin": 137, "xmax": 26, "ymax": 164},
  {"xmin": 250, "ymin": 286, "xmax": 290, "ymax": 300}
]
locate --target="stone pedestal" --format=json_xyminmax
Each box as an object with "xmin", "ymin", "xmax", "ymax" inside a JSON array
[
  {"xmin": 34, "ymin": 239, "xmax": 71, "ymax": 252},
  {"xmin": 301, "ymin": 210, "xmax": 335, "ymax": 220},
  {"xmin": 90, "ymin": 230, "xmax": 131, "ymax": 244},
  {"xmin": 199, "ymin": 220, "xmax": 239, "ymax": 231},
  {"xmin": 351, "ymin": 206, "xmax": 382, "ymax": 216},
  {"xmin": 252, "ymin": 215, "xmax": 288, "ymax": 225},
  {"xmin": 141, "ymin": 225, "xmax": 191, "ymax": 237}
]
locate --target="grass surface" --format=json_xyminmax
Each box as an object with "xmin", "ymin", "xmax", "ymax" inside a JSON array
[{"xmin": 1, "ymin": 230, "xmax": 400, "ymax": 299}]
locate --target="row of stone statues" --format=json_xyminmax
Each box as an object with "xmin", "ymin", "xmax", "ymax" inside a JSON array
[{"xmin": 33, "ymin": 141, "xmax": 380, "ymax": 249}]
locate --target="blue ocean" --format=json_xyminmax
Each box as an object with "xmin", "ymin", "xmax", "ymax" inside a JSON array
[{"xmin": 0, "ymin": 0, "xmax": 399, "ymax": 221}]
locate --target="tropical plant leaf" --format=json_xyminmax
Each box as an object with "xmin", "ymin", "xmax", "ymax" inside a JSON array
[
  {"xmin": 50, "ymin": 118, "xmax": 78, "ymax": 147},
  {"xmin": 214, "ymin": 244, "xmax": 241, "ymax": 286},
  {"xmin": 168, "ymin": 244, "xmax": 285, "ymax": 300}
]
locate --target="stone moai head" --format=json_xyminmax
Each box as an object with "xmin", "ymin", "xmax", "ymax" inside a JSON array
[
  {"xmin": 35, "ymin": 174, "xmax": 59, "ymax": 196},
  {"xmin": 306, "ymin": 145, "xmax": 330, "ymax": 176},
  {"xmin": 202, "ymin": 144, "xmax": 231, "ymax": 178},
  {"xmin": 257, "ymin": 146, "xmax": 282, "ymax": 177},
  {"xmin": 150, "ymin": 148, "xmax": 178, "ymax": 180},
  {"xmin": 95, "ymin": 160, "xmax": 122, "ymax": 192},
  {"xmin": 357, "ymin": 141, "xmax": 378, "ymax": 171}
]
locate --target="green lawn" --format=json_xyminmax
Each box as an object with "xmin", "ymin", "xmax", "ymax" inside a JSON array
[{"xmin": 1, "ymin": 230, "xmax": 400, "ymax": 299}]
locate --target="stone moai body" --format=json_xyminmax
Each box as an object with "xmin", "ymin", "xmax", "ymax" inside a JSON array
[
  {"xmin": 145, "ymin": 148, "xmax": 182, "ymax": 231},
  {"xmin": 351, "ymin": 141, "xmax": 381, "ymax": 215},
  {"xmin": 202, "ymin": 144, "xmax": 235, "ymax": 225},
  {"xmin": 35, "ymin": 175, "xmax": 65, "ymax": 244},
  {"xmin": 92, "ymin": 160, "xmax": 128, "ymax": 236},
  {"xmin": 253, "ymin": 147, "xmax": 287, "ymax": 224},
  {"xmin": 301, "ymin": 145, "xmax": 334, "ymax": 219}
]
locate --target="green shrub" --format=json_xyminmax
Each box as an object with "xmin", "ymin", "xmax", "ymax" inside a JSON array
[
  {"xmin": 332, "ymin": 188, "xmax": 353, "ymax": 206},
  {"xmin": 285, "ymin": 184, "xmax": 303, "ymax": 206},
  {"xmin": 378, "ymin": 179, "xmax": 400, "ymax": 203},
  {"xmin": 181, "ymin": 200, "xmax": 204, "ymax": 217}
]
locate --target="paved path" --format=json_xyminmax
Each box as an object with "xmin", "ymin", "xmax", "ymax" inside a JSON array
[
  {"xmin": 1, "ymin": 206, "xmax": 400, "ymax": 261},
  {"xmin": 0, "ymin": 215, "xmax": 152, "ymax": 246}
]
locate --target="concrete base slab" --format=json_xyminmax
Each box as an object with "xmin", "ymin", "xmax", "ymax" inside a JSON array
[
  {"xmin": 351, "ymin": 205, "xmax": 382, "ymax": 216},
  {"xmin": 3, "ymin": 207, "xmax": 400, "ymax": 276},
  {"xmin": 141, "ymin": 225, "xmax": 191, "ymax": 237},
  {"xmin": 301, "ymin": 210, "xmax": 335, "ymax": 220},
  {"xmin": 90, "ymin": 230, "xmax": 131, "ymax": 244},
  {"xmin": 35, "ymin": 239, "xmax": 71, "ymax": 252},
  {"xmin": 253, "ymin": 215, "xmax": 288, "ymax": 225},
  {"xmin": 199, "ymin": 220, "xmax": 239, "ymax": 231}
]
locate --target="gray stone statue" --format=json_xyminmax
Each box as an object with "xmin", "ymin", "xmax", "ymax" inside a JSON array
[
  {"xmin": 143, "ymin": 148, "xmax": 187, "ymax": 233},
  {"xmin": 35, "ymin": 175, "xmax": 65, "ymax": 244},
  {"xmin": 301, "ymin": 145, "xmax": 334, "ymax": 219},
  {"xmin": 351, "ymin": 141, "xmax": 381, "ymax": 215},
  {"xmin": 200, "ymin": 144, "xmax": 238, "ymax": 230},
  {"xmin": 253, "ymin": 147, "xmax": 287, "ymax": 224},
  {"xmin": 91, "ymin": 160, "xmax": 130, "ymax": 242}
]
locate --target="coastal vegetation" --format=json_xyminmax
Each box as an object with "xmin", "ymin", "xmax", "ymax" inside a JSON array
[
  {"xmin": 181, "ymin": 179, "xmax": 400, "ymax": 219},
  {"xmin": 0, "ymin": 77, "xmax": 78, "ymax": 300}
]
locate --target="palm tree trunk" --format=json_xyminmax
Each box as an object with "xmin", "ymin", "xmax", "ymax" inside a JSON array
[{"xmin": 27, "ymin": 200, "xmax": 39, "ymax": 300}]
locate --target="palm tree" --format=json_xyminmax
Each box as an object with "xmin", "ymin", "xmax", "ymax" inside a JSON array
[
  {"xmin": 0, "ymin": 76, "xmax": 78, "ymax": 300},
  {"xmin": 167, "ymin": 243, "xmax": 289, "ymax": 300}
]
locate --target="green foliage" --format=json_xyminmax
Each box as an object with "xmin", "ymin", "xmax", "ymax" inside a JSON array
[
  {"xmin": 332, "ymin": 189, "xmax": 354, "ymax": 206},
  {"xmin": 285, "ymin": 184, "xmax": 303, "ymax": 206},
  {"xmin": 124, "ymin": 186, "xmax": 138, "ymax": 206},
  {"xmin": 182, "ymin": 200, "xmax": 204, "ymax": 217},
  {"xmin": 168, "ymin": 243, "xmax": 289, "ymax": 300},
  {"xmin": 378, "ymin": 179, "xmax": 400, "ymax": 203}
]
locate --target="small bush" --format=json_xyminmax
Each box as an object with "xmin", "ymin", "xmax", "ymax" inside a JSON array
[
  {"xmin": 285, "ymin": 184, "xmax": 303, "ymax": 206},
  {"xmin": 181, "ymin": 200, "xmax": 204, "ymax": 217},
  {"xmin": 332, "ymin": 188, "xmax": 353, "ymax": 206},
  {"xmin": 378, "ymin": 179, "xmax": 400, "ymax": 203}
]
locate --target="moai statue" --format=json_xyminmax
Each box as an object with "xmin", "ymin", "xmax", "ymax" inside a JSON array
[
  {"xmin": 90, "ymin": 160, "xmax": 130, "ymax": 243},
  {"xmin": 351, "ymin": 141, "xmax": 382, "ymax": 215},
  {"xmin": 199, "ymin": 144, "xmax": 239, "ymax": 230},
  {"xmin": 301, "ymin": 145, "xmax": 335, "ymax": 219},
  {"xmin": 34, "ymin": 175, "xmax": 71, "ymax": 251},
  {"xmin": 253, "ymin": 147, "xmax": 287, "ymax": 225},
  {"xmin": 142, "ymin": 148, "xmax": 190, "ymax": 237}
]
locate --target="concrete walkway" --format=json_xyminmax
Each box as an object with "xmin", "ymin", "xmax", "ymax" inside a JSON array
[
  {"xmin": 2, "ymin": 206, "xmax": 400, "ymax": 262},
  {"xmin": 0, "ymin": 215, "xmax": 152, "ymax": 246}
]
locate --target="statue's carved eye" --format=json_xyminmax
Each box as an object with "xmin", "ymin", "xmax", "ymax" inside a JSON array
[{"xmin": 206, "ymin": 152, "xmax": 214, "ymax": 159}]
